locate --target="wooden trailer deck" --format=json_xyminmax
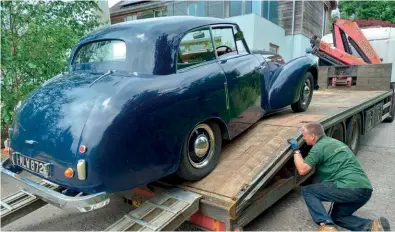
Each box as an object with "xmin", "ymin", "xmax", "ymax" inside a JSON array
[{"xmin": 177, "ymin": 89, "xmax": 390, "ymax": 205}]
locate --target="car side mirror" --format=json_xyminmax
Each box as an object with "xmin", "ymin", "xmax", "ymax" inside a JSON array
[
  {"xmin": 235, "ymin": 31, "xmax": 244, "ymax": 41},
  {"xmin": 305, "ymin": 47, "xmax": 313, "ymax": 54}
]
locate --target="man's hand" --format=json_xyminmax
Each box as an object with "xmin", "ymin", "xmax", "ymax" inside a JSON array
[
  {"xmin": 288, "ymin": 138, "xmax": 312, "ymax": 175},
  {"xmin": 287, "ymin": 138, "xmax": 298, "ymax": 151}
]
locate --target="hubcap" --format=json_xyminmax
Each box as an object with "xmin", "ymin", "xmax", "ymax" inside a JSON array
[
  {"xmin": 187, "ymin": 124, "xmax": 215, "ymax": 169},
  {"xmin": 194, "ymin": 134, "xmax": 209, "ymax": 157},
  {"xmin": 302, "ymin": 79, "xmax": 311, "ymax": 105}
]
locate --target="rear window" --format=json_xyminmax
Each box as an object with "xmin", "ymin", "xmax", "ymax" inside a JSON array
[{"xmin": 72, "ymin": 40, "xmax": 126, "ymax": 72}]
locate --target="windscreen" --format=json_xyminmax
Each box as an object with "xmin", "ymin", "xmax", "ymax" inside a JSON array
[{"xmin": 71, "ymin": 40, "xmax": 127, "ymax": 73}]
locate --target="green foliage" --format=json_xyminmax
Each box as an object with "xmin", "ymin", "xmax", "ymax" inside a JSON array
[
  {"xmin": 338, "ymin": 1, "xmax": 395, "ymax": 23},
  {"xmin": 1, "ymin": 0, "xmax": 104, "ymax": 133}
]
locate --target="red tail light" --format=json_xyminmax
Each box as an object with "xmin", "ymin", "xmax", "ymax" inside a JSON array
[
  {"xmin": 189, "ymin": 212, "xmax": 226, "ymax": 231},
  {"xmin": 79, "ymin": 145, "xmax": 87, "ymax": 153}
]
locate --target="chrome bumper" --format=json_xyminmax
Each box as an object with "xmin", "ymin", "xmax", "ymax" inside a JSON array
[{"xmin": 1, "ymin": 158, "xmax": 110, "ymax": 212}]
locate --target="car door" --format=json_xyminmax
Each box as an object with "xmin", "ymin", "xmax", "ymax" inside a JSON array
[
  {"xmin": 211, "ymin": 24, "xmax": 264, "ymax": 138},
  {"xmin": 173, "ymin": 26, "xmax": 231, "ymax": 127}
]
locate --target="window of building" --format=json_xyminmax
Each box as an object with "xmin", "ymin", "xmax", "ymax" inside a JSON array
[
  {"xmin": 252, "ymin": 0, "xmax": 262, "ymax": 16},
  {"xmin": 229, "ymin": 1, "xmax": 243, "ymax": 17},
  {"xmin": 244, "ymin": 0, "xmax": 252, "ymax": 14},
  {"xmin": 154, "ymin": 9, "xmax": 168, "ymax": 17},
  {"xmin": 125, "ymin": 8, "xmax": 167, "ymax": 22},
  {"xmin": 125, "ymin": 14, "xmax": 137, "ymax": 21},
  {"xmin": 177, "ymin": 28, "xmax": 215, "ymax": 70},
  {"xmin": 269, "ymin": 43, "xmax": 279, "ymax": 54},
  {"xmin": 262, "ymin": 0, "xmax": 278, "ymax": 24},
  {"xmin": 187, "ymin": 2, "xmax": 204, "ymax": 17}
]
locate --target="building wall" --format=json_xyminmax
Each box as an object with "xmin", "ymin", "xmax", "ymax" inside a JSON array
[
  {"xmin": 207, "ymin": 1, "xmax": 225, "ymax": 18},
  {"xmin": 109, "ymin": 0, "xmax": 333, "ymax": 62},
  {"xmin": 302, "ymin": 1, "xmax": 324, "ymax": 38},
  {"xmin": 229, "ymin": 14, "xmax": 288, "ymax": 61},
  {"xmin": 160, "ymin": 1, "xmax": 225, "ymax": 18},
  {"xmin": 227, "ymin": 14, "xmax": 256, "ymax": 51},
  {"xmin": 278, "ymin": 1, "xmax": 303, "ymax": 35}
]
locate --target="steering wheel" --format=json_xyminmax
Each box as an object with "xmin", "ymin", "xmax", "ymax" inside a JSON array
[{"xmin": 216, "ymin": 45, "xmax": 232, "ymax": 53}]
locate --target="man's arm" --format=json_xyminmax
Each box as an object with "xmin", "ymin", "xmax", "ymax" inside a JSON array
[{"xmin": 293, "ymin": 150, "xmax": 313, "ymax": 175}]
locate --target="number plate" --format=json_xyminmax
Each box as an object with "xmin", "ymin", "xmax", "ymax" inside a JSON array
[{"xmin": 13, "ymin": 153, "xmax": 51, "ymax": 178}]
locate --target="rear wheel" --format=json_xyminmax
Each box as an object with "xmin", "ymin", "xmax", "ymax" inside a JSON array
[
  {"xmin": 176, "ymin": 122, "xmax": 222, "ymax": 181},
  {"xmin": 384, "ymin": 95, "xmax": 394, "ymax": 123},
  {"xmin": 291, "ymin": 72, "xmax": 314, "ymax": 112},
  {"xmin": 346, "ymin": 114, "xmax": 361, "ymax": 155},
  {"xmin": 328, "ymin": 123, "xmax": 344, "ymax": 142}
]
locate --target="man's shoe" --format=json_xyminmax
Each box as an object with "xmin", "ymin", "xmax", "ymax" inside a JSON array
[
  {"xmin": 317, "ymin": 225, "xmax": 338, "ymax": 231},
  {"xmin": 371, "ymin": 217, "xmax": 391, "ymax": 231}
]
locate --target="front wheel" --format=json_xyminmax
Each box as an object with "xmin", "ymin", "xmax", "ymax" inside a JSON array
[
  {"xmin": 176, "ymin": 122, "xmax": 222, "ymax": 181},
  {"xmin": 291, "ymin": 72, "xmax": 314, "ymax": 112}
]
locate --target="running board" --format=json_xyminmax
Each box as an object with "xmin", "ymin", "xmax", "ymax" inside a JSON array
[
  {"xmin": 1, "ymin": 180, "xmax": 59, "ymax": 227},
  {"xmin": 105, "ymin": 188, "xmax": 202, "ymax": 231}
]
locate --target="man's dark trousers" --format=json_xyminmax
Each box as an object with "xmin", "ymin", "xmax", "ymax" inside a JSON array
[{"xmin": 301, "ymin": 181, "xmax": 373, "ymax": 231}]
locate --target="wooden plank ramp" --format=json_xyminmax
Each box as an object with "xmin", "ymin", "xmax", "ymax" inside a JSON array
[{"xmin": 180, "ymin": 90, "xmax": 389, "ymax": 200}]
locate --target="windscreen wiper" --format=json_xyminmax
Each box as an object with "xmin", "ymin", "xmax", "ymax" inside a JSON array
[{"xmin": 89, "ymin": 70, "xmax": 116, "ymax": 87}]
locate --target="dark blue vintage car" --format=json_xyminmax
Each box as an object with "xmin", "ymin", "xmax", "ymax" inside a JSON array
[{"xmin": 2, "ymin": 16, "xmax": 318, "ymax": 212}]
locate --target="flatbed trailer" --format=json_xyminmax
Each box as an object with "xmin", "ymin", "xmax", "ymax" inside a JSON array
[
  {"xmin": 1, "ymin": 64, "xmax": 394, "ymax": 231},
  {"xmin": 162, "ymin": 63, "xmax": 395, "ymax": 231}
]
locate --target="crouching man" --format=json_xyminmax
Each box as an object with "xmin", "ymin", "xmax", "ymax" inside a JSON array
[{"xmin": 288, "ymin": 122, "xmax": 390, "ymax": 231}]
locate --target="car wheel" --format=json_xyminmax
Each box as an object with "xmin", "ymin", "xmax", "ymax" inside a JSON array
[
  {"xmin": 291, "ymin": 72, "xmax": 314, "ymax": 112},
  {"xmin": 328, "ymin": 123, "xmax": 344, "ymax": 142},
  {"xmin": 383, "ymin": 94, "xmax": 394, "ymax": 123},
  {"xmin": 176, "ymin": 122, "xmax": 222, "ymax": 181},
  {"xmin": 346, "ymin": 114, "xmax": 361, "ymax": 155}
]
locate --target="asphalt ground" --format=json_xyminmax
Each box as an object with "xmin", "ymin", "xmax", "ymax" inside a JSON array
[{"xmin": 1, "ymin": 121, "xmax": 394, "ymax": 231}]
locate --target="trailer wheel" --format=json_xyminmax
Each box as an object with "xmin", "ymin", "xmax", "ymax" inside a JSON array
[
  {"xmin": 384, "ymin": 96, "xmax": 394, "ymax": 123},
  {"xmin": 346, "ymin": 114, "xmax": 361, "ymax": 155},
  {"xmin": 328, "ymin": 123, "xmax": 344, "ymax": 142},
  {"xmin": 176, "ymin": 122, "xmax": 222, "ymax": 181},
  {"xmin": 291, "ymin": 72, "xmax": 314, "ymax": 112}
]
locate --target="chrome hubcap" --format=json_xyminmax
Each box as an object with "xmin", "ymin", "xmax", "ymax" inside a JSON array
[
  {"xmin": 194, "ymin": 134, "xmax": 209, "ymax": 157},
  {"xmin": 302, "ymin": 79, "xmax": 311, "ymax": 105},
  {"xmin": 187, "ymin": 124, "xmax": 215, "ymax": 169}
]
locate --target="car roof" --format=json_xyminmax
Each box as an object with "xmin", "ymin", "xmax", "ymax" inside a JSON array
[{"xmin": 70, "ymin": 16, "xmax": 239, "ymax": 75}]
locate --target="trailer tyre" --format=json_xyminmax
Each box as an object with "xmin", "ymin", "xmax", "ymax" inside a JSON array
[
  {"xmin": 346, "ymin": 114, "xmax": 361, "ymax": 155},
  {"xmin": 292, "ymin": 72, "xmax": 314, "ymax": 112},
  {"xmin": 328, "ymin": 123, "xmax": 344, "ymax": 142},
  {"xmin": 177, "ymin": 122, "xmax": 222, "ymax": 181},
  {"xmin": 384, "ymin": 96, "xmax": 394, "ymax": 123}
]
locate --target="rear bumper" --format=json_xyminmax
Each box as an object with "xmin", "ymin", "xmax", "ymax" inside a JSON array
[{"xmin": 1, "ymin": 158, "xmax": 110, "ymax": 212}]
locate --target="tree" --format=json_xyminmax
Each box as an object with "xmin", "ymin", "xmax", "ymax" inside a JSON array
[
  {"xmin": 1, "ymin": 0, "xmax": 104, "ymax": 137},
  {"xmin": 338, "ymin": 1, "xmax": 395, "ymax": 23}
]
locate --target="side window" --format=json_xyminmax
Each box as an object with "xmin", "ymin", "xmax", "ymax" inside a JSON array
[
  {"xmin": 177, "ymin": 28, "xmax": 216, "ymax": 70},
  {"xmin": 211, "ymin": 27, "xmax": 238, "ymax": 58},
  {"xmin": 233, "ymin": 26, "xmax": 248, "ymax": 54}
]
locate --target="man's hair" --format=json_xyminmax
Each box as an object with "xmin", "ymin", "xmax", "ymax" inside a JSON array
[{"xmin": 303, "ymin": 122, "xmax": 326, "ymax": 137}]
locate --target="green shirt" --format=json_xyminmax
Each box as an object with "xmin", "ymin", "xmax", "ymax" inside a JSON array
[{"xmin": 304, "ymin": 136, "xmax": 372, "ymax": 189}]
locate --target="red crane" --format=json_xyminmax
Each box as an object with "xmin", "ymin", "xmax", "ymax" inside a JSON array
[{"xmin": 310, "ymin": 19, "xmax": 381, "ymax": 66}]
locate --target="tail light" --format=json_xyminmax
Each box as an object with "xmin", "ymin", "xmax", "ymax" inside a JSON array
[{"xmin": 189, "ymin": 212, "xmax": 226, "ymax": 231}]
